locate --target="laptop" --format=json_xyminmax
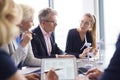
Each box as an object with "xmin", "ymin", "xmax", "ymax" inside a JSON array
[{"xmin": 41, "ymin": 58, "xmax": 78, "ymax": 80}]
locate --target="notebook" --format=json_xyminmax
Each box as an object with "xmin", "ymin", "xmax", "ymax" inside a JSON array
[{"xmin": 41, "ymin": 58, "xmax": 77, "ymax": 80}]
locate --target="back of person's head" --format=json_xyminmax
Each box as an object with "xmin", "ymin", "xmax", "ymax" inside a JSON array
[
  {"xmin": 19, "ymin": 4, "xmax": 34, "ymax": 22},
  {"xmin": 38, "ymin": 7, "xmax": 57, "ymax": 23},
  {"xmin": 0, "ymin": 0, "xmax": 23, "ymax": 46},
  {"xmin": 84, "ymin": 13, "xmax": 96, "ymax": 48}
]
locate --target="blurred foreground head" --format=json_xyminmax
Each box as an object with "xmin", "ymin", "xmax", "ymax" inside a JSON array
[{"xmin": 0, "ymin": 0, "xmax": 23, "ymax": 46}]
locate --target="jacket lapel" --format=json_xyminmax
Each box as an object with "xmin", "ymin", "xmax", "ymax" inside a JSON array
[{"xmin": 36, "ymin": 26, "xmax": 48, "ymax": 52}]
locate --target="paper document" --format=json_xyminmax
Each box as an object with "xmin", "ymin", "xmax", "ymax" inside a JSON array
[
  {"xmin": 19, "ymin": 67, "xmax": 40, "ymax": 74},
  {"xmin": 41, "ymin": 58, "xmax": 77, "ymax": 80}
]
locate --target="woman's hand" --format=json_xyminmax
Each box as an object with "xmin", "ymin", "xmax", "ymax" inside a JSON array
[
  {"xmin": 90, "ymin": 48, "xmax": 98, "ymax": 56},
  {"xmin": 21, "ymin": 31, "xmax": 32, "ymax": 48},
  {"xmin": 79, "ymin": 47, "xmax": 93, "ymax": 58}
]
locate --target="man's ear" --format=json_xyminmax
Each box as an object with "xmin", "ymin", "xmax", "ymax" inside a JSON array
[{"xmin": 41, "ymin": 21, "xmax": 46, "ymax": 25}]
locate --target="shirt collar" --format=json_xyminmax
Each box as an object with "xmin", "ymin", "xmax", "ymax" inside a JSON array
[{"xmin": 39, "ymin": 25, "xmax": 51, "ymax": 37}]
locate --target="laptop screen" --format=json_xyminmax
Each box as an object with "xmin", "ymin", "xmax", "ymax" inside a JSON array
[{"xmin": 41, "ymin": 58, "xmax": 77, "ymax": 80}]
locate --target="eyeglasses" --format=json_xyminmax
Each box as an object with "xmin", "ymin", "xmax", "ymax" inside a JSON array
[
  {"xmin": 44, "ymin": 20, "xmax": 57, "ymax": 25},
  {"xmin": 80, "ymin": 20, "xmax": 91, "ymax": 26}
]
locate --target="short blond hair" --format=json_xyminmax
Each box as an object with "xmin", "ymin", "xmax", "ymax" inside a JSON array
[
  {"xmin": 19, "ymin": 4, "xmax": 34, "ymax": 21},
  {"xmin": 0, "ymin": 0, "xmax": 23, "ymax": 46}
]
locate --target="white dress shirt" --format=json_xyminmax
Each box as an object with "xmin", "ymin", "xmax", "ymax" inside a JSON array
[{"xmin": 40, "ymin": 26, "xmax": 52, "ymax": 56}]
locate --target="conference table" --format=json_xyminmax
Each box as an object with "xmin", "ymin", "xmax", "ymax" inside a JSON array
[
  {"xmin": 18, "ymin": 58, "xmax": 107, "ymax": 80},
  {"xmin": 77, "ymin": 56, "xmax": 108, "ymax": 71},
  {"xmin": 19, "ymin": 49, "xmax": 113, "ymax": 80},
  {"xmin": 19, "ymin": 53, "xmax": 108, "ymax": 74}
]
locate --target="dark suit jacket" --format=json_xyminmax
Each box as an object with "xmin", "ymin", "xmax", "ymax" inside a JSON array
[
  {"xmin": 99, "ymin": 34, "xmax": 120, "ymax": 80},
  {"xmin": 31, "ymin": 26, "xmax": 63, "ymax": 59}
]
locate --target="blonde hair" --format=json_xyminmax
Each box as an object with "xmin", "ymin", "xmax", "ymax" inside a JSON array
[
  {"xmin": 0, "ymin": 0, "xmax": 23, "ymax": 46},
  {"xmin": 19, "ymin": 4, "xmax": 34, "ymax": 21},
  {"xmin": 84, "ymin": 13, "xmax": 96, "ymax": 48}
]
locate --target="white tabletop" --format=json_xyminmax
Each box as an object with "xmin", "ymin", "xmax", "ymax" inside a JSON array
[{"xmin": 18, "ymin": 67, "xmax": 40, "ymax": 74}]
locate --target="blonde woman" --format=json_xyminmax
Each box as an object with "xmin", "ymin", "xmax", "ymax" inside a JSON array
[
  {"xmin": 2, "ymin": 4, "xmax": 41, "ymax": 68},
  {"xmin": 0, "ymin": 0, "xmax": 27, "ymax": 80},
  {"xmin": 1, "ymin": 3, "xmax": 42, "ymax": 80},
  {"xmin": 65, "ymin": 13, "xmax": 97, "ymax": 58}
]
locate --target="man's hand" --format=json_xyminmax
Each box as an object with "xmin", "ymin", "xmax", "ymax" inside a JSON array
[
  {"xmin": 75, "ymin": 75, "xmax": 89, "ymax": 80},
  {"xmin": 56, "ymin": 54, "xmax": 75, "ymax": 58},
  {"xmin": 25, "ymin": 73, "xmax": 40, "ymax": 80},
  {"xmin": 86, "ymin": 68, "xmax": 103, "ymax": 80},
  {"xmin": 46, "ymin": 70, "xmax": 58, "ymax": 80}
]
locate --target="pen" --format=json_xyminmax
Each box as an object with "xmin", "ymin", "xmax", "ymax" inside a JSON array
[
  {"xmin": 42, "ymin": 68, "xmax": 63, "ymax": 74},
  {"xmin": 78, "ymin": 69, "xmax": 86, "ymax": 75}
]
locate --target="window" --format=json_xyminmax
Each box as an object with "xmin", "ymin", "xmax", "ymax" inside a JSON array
[
  {"xmin": 14, "ymin": 0, "xmax": 49, "ymax": 29},
  {"xmin": 104, "ymin": 0, "xmax": 120, "ymax": 45},
  {"xmin": 54, "ymin": 0, "xmax": 83, "ymax": 51},
  {"xmin": 54, "ymin": 0, "xmax": 98, "ymax": 51}
]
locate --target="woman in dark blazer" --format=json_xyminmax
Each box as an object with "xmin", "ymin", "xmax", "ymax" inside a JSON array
[{"xmin": 65, "ymin": 13, "xmax": 97, "ymax": 58}]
